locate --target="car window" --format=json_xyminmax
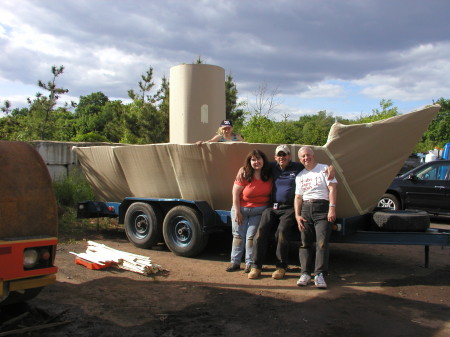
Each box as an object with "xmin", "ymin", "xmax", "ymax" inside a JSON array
[{"xmin": 416, "ymin": 163, "xmax": 450, "ymax": 181}]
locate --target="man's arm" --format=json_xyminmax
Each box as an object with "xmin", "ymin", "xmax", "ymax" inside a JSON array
[
  {"xmin": 327, "ymin": 183, "xmax": 337, "ymax": 222},
  {"xmin": 325, "ymin": 165, "xmax": 336, "ymax": 180}
]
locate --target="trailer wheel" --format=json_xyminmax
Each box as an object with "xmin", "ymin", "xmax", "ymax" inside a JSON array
[
  {"xmin": 377, "ymin": 193, "xmax": 400, "ymax": 210},
  {"xmin": 372, "ymin": 210, "xmax": 430, "ymax": 232},
  {"xmin": 163, "ymin": 206, "xmax": 209, "ymax": 257},
  {"xmin": 124, "ymin": 202, "xmax": 163, "ymax": 248}
]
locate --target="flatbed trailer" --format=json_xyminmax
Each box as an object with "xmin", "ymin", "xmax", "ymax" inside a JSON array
[
  {"xmin": 331, "ymin": 214, "xmax": 449, "ymax": 267},
  {"xmin": 77, "ymin": 198, "xmax": 449, "ymax": 267}
]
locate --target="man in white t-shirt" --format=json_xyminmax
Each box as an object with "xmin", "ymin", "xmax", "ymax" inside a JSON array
[{"xmin": 294, "ymin": 146, "xmax": 337, "ymax": 289}]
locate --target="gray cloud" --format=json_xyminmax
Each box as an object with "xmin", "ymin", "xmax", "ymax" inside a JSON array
[{"xmin": 1, "ymin": 0, "xmax": 449, "ymax": 111}]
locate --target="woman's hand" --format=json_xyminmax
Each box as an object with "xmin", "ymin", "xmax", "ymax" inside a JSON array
[{"xmin": 235, "ymin": 210, "xmax": 243, "ymax": 225}]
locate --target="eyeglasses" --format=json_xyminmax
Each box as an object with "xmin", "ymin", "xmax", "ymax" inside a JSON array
[{"xmin": 277, "ymin": 152, "xmax": 288, "ymax": 157}]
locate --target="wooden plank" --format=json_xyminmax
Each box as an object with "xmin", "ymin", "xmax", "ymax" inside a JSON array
[{"xmin": 71, "ymin": 241, "xmax": 167, "ymax": 275}]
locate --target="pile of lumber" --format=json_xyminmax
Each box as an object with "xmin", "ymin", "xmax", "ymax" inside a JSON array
[{"xmin": 70, "ymin": 241, "xmax": 166, "ymax": 275}]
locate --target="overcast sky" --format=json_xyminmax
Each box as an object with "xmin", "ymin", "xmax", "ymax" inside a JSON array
[{"xmin": 1, "ymin": 0, "xmax": 449, "ymax": 120}]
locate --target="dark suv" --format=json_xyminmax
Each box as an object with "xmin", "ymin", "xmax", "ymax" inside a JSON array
[{"xmin": 377, "ymin": 160, "xmax": 450, "ymax": 216}]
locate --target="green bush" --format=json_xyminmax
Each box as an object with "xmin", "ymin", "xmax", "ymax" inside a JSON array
[
  {"xmin": 53, "ymin": 167, "xmax": 95, "ymax": 207},
  {"xmin": 52, "ymin": 167, "xmax": 121, "ymax": 241},
  {"xmin": 71, "ymin": 132, "xmax": 109, "ymax": 142}
]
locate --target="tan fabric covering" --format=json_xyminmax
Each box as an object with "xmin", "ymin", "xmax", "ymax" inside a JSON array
[
  {"xmin": 323, "ymin": 104, "xmax": 440, "ymax": 216},
  {"xmin": 75, "ymin": 146, "xmax": 132, "ymax": 202},
  {"xmin": 74, "ymin": 105, "xmax": 440, "ymax": 218},
  {"xmin": 169, "ymin": 64, "xmax": 226, "ymax": 143}
]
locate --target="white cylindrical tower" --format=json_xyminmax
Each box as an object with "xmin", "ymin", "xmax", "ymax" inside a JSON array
[{"xmin": 169, "ymin": 64, "xmax": 225, "ymax": 143}]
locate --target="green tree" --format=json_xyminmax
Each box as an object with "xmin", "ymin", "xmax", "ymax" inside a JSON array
[
  {"xmin": 225, "ymin": 72, "xmax": 244, "ymax": 123},
  {"xmin": 35, "ymin": 65, "xmax": 70, "ymax": 139},
  {"xmin": 354, "ymin": 99, "xmax": 398, "ymax": 124},
  {"xmin": 128, "ymin": 67, "xmax": 155, "ymax": 103},
  {"xmin": 1, "ymin": 100, "xmax": 11, "ymax": 115},
  {"xmin": 9, "ymin": 107, "xmax": 30, "ymax": 118},
  {"xmin": 153, "ymin": 75, "xmax": 170, "ymax": 142},
  {"xmin": 10, "ymin": 65, "xmax": 72, "ymax": 140},
  {"xmin": 194, "ymin": 56, "xmax": 204, "ymax": 64},
  {"xmin": 241, "ymin": 115, "xmax": 304, "ymax": 144},
  {"xmin": 102, "ymin": 100, "xmax": 128, "ymax": 142},
  {"xmin": 291, "ymin": 110, "xmax": 336, "ymax": 145},
  {"xmin": 0, "ymin": 113, "xmax": 21, "ymax": 140},
  {"xmin": 125, "ymin": 99, "xmax": 167, "ymax": 143},
  {"xmin": 240, "ymin": 114, "xmax": 276, "ymax": 143},
  {"xmin": 74, "ymin": 92, "xmax": 110, "ymax": 137},
  {"xmin": 52, "ymin": 108, "xmax": 77, "ymax": 141},
  {"xmin": 72, "ymin": 131, "xmax": 109, "ymax": 142},
  {"xmin": 77, "ymin": 91, "xmax": 109, "ymax": 108},
  {"xmin": 415, "ymin": 98, "xmax": 450, "ymax": 152},
  {"xmin": 123, "ymin": 67, "xmax": 169, "ymax": 143}
]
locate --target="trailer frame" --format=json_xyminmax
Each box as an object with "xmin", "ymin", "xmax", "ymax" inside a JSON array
[{"xmin": 77, "ymin": 198, "xmax": 449, "ymax": 266}]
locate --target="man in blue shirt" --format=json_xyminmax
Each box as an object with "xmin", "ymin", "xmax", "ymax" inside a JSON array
[{"xmin": 249, "ymin": 145, "xmax": 334, "ymax": 280}]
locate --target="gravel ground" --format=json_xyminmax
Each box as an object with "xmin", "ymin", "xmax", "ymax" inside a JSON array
[{"xmin": 1, "ymin": 218, "xmax": 449, "ymax": 337}]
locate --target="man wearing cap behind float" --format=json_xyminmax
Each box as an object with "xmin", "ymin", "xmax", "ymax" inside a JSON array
[{"xmin": 248, "ymin": 145, "xmax": 334, "ymax": 280}]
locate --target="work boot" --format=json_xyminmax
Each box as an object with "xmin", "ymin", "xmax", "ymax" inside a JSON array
[
  {"xmin": 272, "ymin": 268, "xmax": 286, "ymax": 279},
  {"xmin": 248, "ymin": 268, "xmax": 261, "ymax": 279},
  {"xmin": 244, "ymin": 264, "xmax": 252, "ymax": 273},
  {"xmin": 225, "ymin": 263, "xmax": 240, "ymax": 272}
]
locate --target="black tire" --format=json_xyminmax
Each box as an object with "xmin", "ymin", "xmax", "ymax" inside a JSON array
[
  {"xmin": 163, "ymin": 206, "xmax": 209, "ymax": 257},
  {"xmin": 0, "ymin": 288, "xmax": 43, "ymax": 307},
  {"xmin": 377, "ymin": 193, "xmax": 400, "ymax": 210},
  {"xmin": 372, "ymin": 210, "xmax": 430, "ymax": 232},
  {"xmin": 124, "ymin": 202, "xmax": 163, "ymax": 248}
]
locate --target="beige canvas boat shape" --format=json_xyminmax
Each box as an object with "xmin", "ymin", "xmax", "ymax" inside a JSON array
[{"xmin": 74, "ymin": 104, "xmax": 440, "ymax": 218}]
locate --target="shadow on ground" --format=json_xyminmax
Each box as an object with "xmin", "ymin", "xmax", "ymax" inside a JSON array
[{"xmin": 2, "ymin": 275, "xmax": 447, "ymax": 337}]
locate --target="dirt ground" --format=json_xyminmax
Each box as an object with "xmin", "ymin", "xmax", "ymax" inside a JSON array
[{"xmin": 1, "ymin": 219, "xmax": 449, "ymax": 337}]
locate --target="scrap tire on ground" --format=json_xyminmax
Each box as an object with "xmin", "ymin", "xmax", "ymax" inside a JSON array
[
  {"xmin": 124, "ymin": 202, "xmax": 163, "ymax": 248},
  {"xmin": 372, "ymin": 210, "xmax": 430, "ymax": 232},
  {"xmin": 163, "ymin": 206, "xmax": 209, "ymax": 257}
]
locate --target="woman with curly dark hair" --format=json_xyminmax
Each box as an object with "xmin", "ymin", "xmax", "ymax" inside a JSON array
[{"xmin": 226, "ymin": 149, "xmax": 272, "ymax": 273}]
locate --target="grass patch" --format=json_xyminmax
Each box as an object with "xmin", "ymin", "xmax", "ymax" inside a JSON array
[
  {"xmin": 53, "ymin": 167, "xmax": 95, "ymax": 207},
  {"xmin": 58, "ymin": 206, "xmax": 124, "ymax": 243},
  {"xmin": 53, "ymin": 168, "xmax": 125, "ymax": 243}
]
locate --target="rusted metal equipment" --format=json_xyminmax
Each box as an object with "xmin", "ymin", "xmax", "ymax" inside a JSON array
[{"xmin": 0, "ymin": 141, "xmax": 58, "ymax": 306}]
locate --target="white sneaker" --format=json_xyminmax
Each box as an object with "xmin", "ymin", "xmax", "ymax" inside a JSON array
[
  {"xmin": 314, "ymin": 273, "xmax": 327, "ymax": 289},
  {"xmin": 296, "ymin": 273, "xmax": 311, "ymax": 286}
]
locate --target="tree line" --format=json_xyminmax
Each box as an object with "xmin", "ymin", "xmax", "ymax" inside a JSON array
[{"xmin": 1, "ymin": 65, "xmax": 448, "ymax": 153}]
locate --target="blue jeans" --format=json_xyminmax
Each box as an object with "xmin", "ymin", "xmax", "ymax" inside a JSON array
[
  {"xmin": 299, "ymin": 201, "xmax": 332, "ymax": 275},
  {"xmin": 230, "ymin": 205, "xmax": 268, "ymax": 265}
]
